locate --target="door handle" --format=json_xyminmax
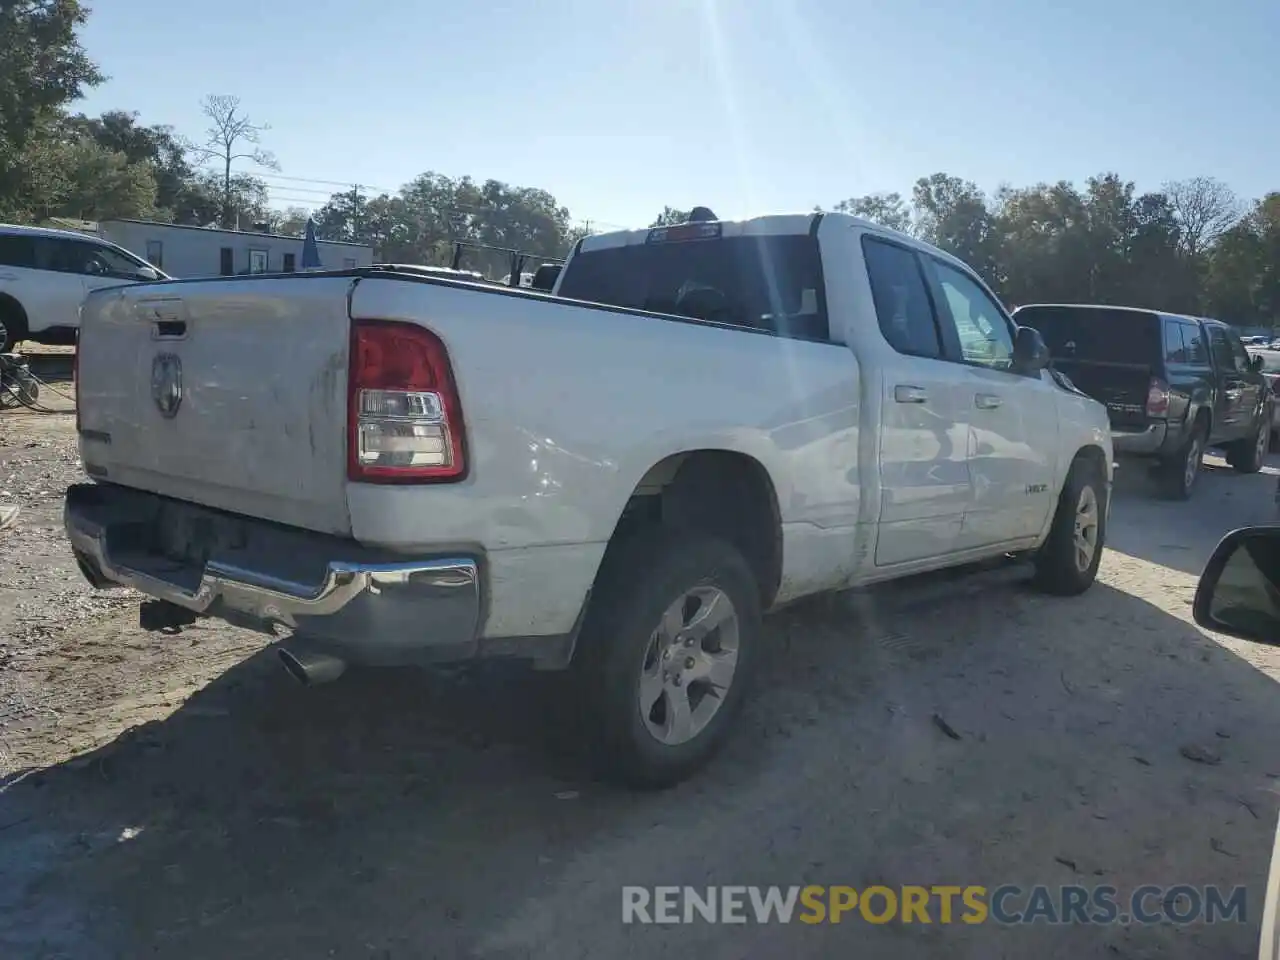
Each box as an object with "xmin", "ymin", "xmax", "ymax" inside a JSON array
[
  {"xmin": 894, "ymin": 385, "xmax": 928, "ymax": 404},
  {"xmin": 974, "ymin": 393, "xmax": 1003, "ymax": 410}
]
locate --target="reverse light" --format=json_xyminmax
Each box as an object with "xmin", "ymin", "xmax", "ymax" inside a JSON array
[
  {"xmin": 1146, "ymin": 377, "xmax": 1171, "ymax": 418},
  {"xmin": 347, "ymin": 319, "xmax": 465, "ymax": 483}
]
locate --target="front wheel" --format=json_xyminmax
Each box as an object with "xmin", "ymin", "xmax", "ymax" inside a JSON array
[
  {"xmin": 1033, "ymin": 457, "xmax": 1107, "ymax": 596},
  {"xmin": 1226, "ymin": 413, "xmax": 1270, "ymax": 474},
  {"xmin": 575, "ymin": 528, "xmax": 762, "ymax": 789}
]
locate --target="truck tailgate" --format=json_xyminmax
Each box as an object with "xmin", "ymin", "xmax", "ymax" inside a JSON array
[
  {"xmin": 77, "ymin": 276, "xmax": 355, "ymax": 535},
  {"xmin": 1052, "ymin": 358, "xmax": 1153, "ymax": 430}
]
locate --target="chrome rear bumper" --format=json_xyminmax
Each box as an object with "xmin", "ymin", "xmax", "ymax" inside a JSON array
[{"xmin": 63, "ymin": 483, "xmax": 482, "ymax": 664}]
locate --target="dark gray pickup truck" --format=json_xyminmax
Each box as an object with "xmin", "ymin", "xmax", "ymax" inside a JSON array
[{"xmin": 1013, "ymin": 304, "xmax": 1273, "ymax": 500}]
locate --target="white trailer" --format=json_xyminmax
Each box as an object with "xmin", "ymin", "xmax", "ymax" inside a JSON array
[{"xmin": 95, "ymin": 219, "xmax": 373, "ymax": 279}]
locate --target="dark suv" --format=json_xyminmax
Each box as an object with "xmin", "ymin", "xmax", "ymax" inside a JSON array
[{"xmin": 1013, "ymin": 304, "xmax": 1273, "ymax": 499}]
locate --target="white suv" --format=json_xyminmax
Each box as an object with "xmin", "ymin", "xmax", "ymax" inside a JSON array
[{"xmin": 0, "ymin": 224, "xmax": 167, "ymax": 352}]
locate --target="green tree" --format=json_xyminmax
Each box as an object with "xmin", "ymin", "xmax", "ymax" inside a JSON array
[
  {"xmin": 0, "ymin": 0, "xmax": 102, "ymax": 154},
  {"xmin": 0, "ymin": 0, "xmax": 104, "ymax": 214},
  {"xmin": 313, "ymin": 173, "xmax": 577, "ymax": 275},
  {"xmin": 65, "ymin": 109, "xmax": 196, "ymax": 216},
  {"xmin": 831, "ymin": 192, "xmax": 912, "ymax": 234},
  {"xmin": 912, "ymin": 173, "xmax": 1000, "ymax": 283},
  {"xmin": 649, "ymin": 207, "xmax": 689, "ymax": 227}
]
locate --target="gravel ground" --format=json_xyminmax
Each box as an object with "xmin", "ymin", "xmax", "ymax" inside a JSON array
[{"xmin": 2, "ymin": 370, "xmax": 1280, "ymax": 959}]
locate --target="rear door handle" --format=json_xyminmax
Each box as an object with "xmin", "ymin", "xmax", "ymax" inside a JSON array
[
  {"xmin": 894, "ymin": 385, "xmax": 928, "ymax": 404},
  {"xmin": 974, "ymin": 393, "xmax": 1003, "ymax": 410}
]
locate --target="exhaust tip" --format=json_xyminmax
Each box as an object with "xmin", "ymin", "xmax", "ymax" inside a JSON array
[{"xmin": 278, "ymin": 647, "xmax": 346, "ymax": 686}]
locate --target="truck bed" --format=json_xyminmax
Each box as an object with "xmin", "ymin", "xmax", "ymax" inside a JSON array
[{"xmin": 75, "ymin": 270, "xmax": 864, "ymax": 621}]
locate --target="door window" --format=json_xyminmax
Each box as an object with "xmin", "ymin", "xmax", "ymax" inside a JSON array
[
  {"xmin": 861, "ymin": 237, "xmax": 941, "ymax": 358},
  {"xmin": 53, "ymin": 240, "xmax": 153, "ymax": 279},
  {"xmin": 0, "ymin": 235, "xmax": 37, "ymax": 268},
  {"xmin": 1180, "ymin": 322, "xmax": 1209, "ymax": 364},
  {"xmin": 1163, "ymin": 321, "xmax": 1187, "ymax": 364},
  {"xmin": 1208, "ymin": 326, "xmax": 1237, "ymax": 372},
  {"xmin": 930, "ymin": 259, "xmax": 1015, "ymax": 371},
  {"xmin": 1227, "ymin": 330, "xmax": 1253, "ymax": 372}
]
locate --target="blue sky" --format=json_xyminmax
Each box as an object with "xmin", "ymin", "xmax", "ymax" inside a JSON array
[{"xmin": 77, "ymin": 0, "xmax": 1278, "ymax": 231}]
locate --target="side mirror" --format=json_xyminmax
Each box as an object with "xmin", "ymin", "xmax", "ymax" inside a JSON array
[
  {"xmin": 1250, "ymin": 354, "xmax": 1265, "ymax": 373},
  {"xmin": 1011, "ymin": 325, "xmax": 1050, "ymax": 375},
  {"xmin": 1193, "ymin": 527, "xmax": 1280, "ymax": 644}
]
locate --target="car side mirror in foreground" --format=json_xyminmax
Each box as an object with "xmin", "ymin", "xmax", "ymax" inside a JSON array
[
  {"xmin": 1250, "ymin": 354, "xmax": 1265, "ymax": 373},
  {"xmin": 1011, "ymin": 325, "xmax": 1050, "ymax": 375},
  {"xmin": 1193, "ymin": 526, "xmax": 1280, "ymax": 644}
]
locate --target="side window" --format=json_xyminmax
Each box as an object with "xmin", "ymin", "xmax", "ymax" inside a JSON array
[
  {"xmin": 1163, "ymin": 321, "xmax": 1187, "ymax": 364},
  {"xmin": 1181, "ymin": 322, "xmax": 1209, "ymax": 364},
  {"xmin": 1227, "ymin": 331, "xmax": 1252, "ymax": 372},
  {"xmin": 861, "ymin": 238, "xmax": 940, "ymax": 359},
  {"xmin": 88, "ymin": 244, "xmax": 152, "ymax": 279},
  {"xmin": 0, "ymin": 235, "xmax": 37, "ymax": 268},
  {"xmin": 930, "ymin": 259, "xmax": 1015, "ymax": 371},
  {"xmin": 1208, "ymin": 326, "xmax": 1235, "ymax": 371}
]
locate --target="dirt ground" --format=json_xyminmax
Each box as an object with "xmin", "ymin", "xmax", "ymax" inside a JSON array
[{"xmin": 2, "ymin": 357, "xmax": 1280, "ymax": 959}]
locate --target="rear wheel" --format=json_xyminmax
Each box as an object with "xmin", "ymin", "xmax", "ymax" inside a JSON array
[
  {"xmin": 1033, "ymin": 456, "xmax": 1106, "ymax": 596},
  {"xmin": 575, "ymin": 528, "xmax": 761, "ymax": 789},
  {"xmin": 1156, "ymin": 419, "xmax": 1206, "ymax": 500},
  {"xmin": 1226, "ymin": 412, "xmax": 1270, "ymax": 474},
  {"xmin": 0, "ymin": 300, "xmax": 26, "ymax": 354}
]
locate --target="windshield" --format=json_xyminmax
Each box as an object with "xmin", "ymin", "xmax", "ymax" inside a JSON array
[
  {"xmin": 1015, "ymin": 305, "xmax": 1160, "ymax": 364},
  {"xmin": 556, "ymin": 235, "xmax": 828, "ymax": 341}
]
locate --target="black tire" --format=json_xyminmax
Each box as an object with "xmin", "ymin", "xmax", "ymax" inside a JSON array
[
  {"xmin": 0, "ymin": 300, "xmax": 26, "ymax": 354},
  {"xmin": 574, "ymin": 528, "xmax": 762, "ymax": 789},
  {"xmin": 1155, "ymin": 417, "xmax": 1206, "ymax": 500},
  {"xmin": 1226, "ymin": 412, "xmax": 1270, "ymax": 474},
  {"xmin": 1033, "ymin": 456, "xmax": 1107, "ymax": 596}
]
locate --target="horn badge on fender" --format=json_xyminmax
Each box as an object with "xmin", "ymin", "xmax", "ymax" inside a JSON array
[{"xmin": 151, "ymin": 353, "xmax": 183, "ymax": 419}]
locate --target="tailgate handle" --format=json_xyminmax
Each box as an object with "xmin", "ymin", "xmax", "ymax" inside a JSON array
[{"xmin": 153, "ymin": 320, "xmax": 186, "ymax": 339}]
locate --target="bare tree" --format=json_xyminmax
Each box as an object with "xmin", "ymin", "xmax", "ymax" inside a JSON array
[
  {"xmin": 191, "ymin": 94, "xmax": 279, "ymax": 228},
  {"xmin": 1164, "ymin": 176, "xmax": 1241, "ymax": 258}
]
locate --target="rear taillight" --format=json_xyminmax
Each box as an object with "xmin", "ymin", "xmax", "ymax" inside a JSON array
[
  {"xmin": 347, "ymin": 319, "xmax": 465, "ymax": 483},
  {"xmin": 1146, "ymin": 377, "xmax": 1170, "ymax": 418}
]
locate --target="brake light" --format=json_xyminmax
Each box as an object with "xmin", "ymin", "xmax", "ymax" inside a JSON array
[
  {"xmin": 347, "ymin": 319, "xmax": 465, "ymax": 483},
  {"xmin": 1146, "ymin": 377, "xmax": 1171, "ymax": 418}
]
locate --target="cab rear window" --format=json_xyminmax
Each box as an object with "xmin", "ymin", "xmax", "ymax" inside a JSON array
[
  {"xmin": 557, "ymin": 235, "xmax": 829, "ymax": 342},
  {"xmin": 1016, "ymin": 306, "xmax": 1160, "ymax": 365}
]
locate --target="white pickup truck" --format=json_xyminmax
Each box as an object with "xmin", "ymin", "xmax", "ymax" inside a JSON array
[{"xmin": 65, "ymin": 212, "xmax": 1112, "ymax": 786}]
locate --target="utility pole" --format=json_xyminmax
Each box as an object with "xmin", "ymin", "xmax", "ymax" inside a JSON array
[{"xmin": 350, "ymin": 184, "xmax": 362, "ymax": 241}]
